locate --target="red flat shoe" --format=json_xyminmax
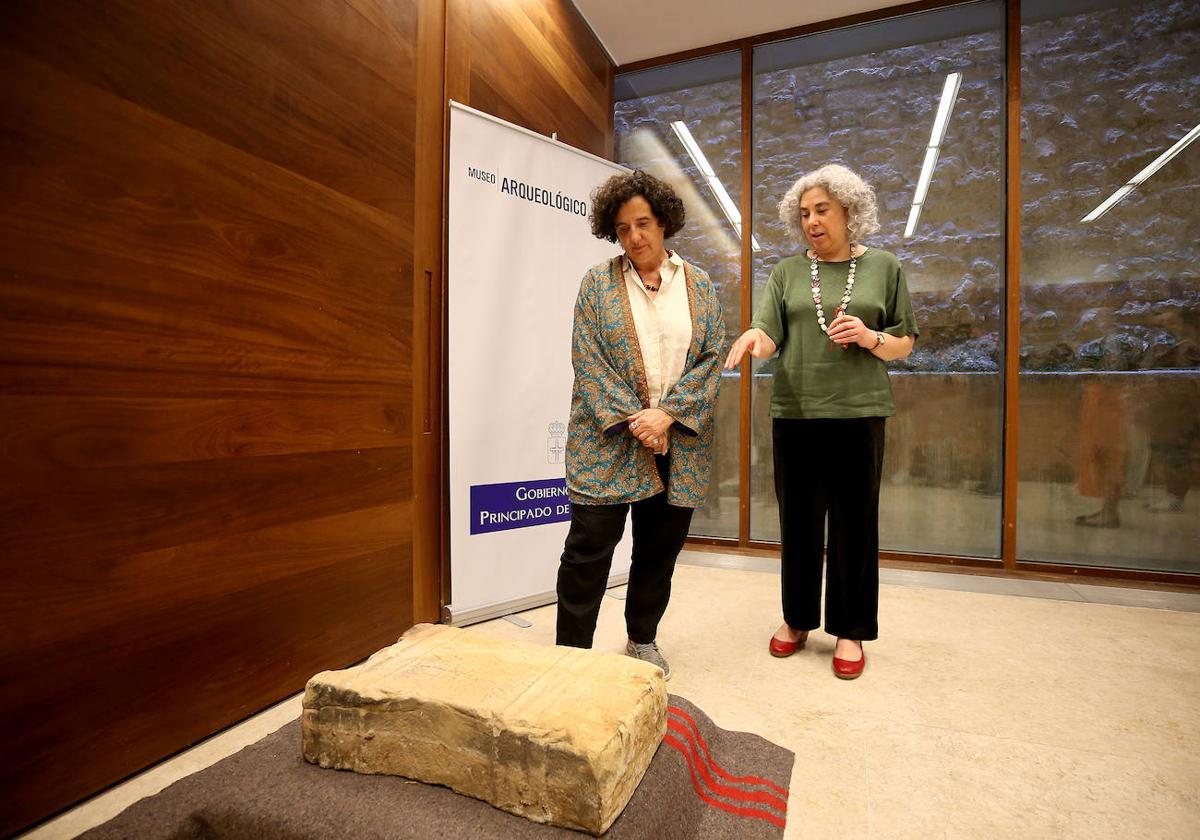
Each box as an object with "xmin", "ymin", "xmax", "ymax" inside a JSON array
[
  {"xmin": 832, "ymin": 643, "xmax": 866, "ymax": 679},
  {"xmin": 769, "ymin": 631, "xmax": 807, "ymax": 658}
]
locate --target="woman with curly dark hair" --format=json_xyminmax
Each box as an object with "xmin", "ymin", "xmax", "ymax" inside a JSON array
[{"xmin": 555, "ymin": 170, "xmax": 725, "ymax": 681}]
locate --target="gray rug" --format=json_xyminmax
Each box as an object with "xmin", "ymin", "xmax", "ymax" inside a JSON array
[{"xmin": 81, "ymin": 696, "xmax": 792, "ymax": 839}]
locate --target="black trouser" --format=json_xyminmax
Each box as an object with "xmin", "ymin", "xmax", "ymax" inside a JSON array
[
  {"xmin": 556, "ymin": 455, "xmax": 694, "ymax": 648},
  {"xmin": 773, "ymin": 417, "xmax": 885, "ymax": 641}
]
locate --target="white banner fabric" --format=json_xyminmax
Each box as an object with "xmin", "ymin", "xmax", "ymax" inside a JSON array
[{"xmin": 447, "ymin": 102, "xmax": 630, "ymax": 623}]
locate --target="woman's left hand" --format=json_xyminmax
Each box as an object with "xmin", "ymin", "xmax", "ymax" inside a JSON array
[
  {"xmin": 828, "ymin": 313, "xmax": 874, "ymax": 348},
  {"xmin": 627, "ymin": 408, "xmax": 672, "ymax": 454}
]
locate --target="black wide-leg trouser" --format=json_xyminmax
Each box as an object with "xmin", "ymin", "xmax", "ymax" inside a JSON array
[
  {"xmin": 556, "ymin": 454, "xmax": 694, "ymax": 648},
  {"xmin": 773, "ymin": 417, "xmax": 885, "ymax": 641}
]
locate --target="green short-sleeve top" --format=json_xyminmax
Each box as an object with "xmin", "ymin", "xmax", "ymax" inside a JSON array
[{"xmin": 750, "ymin": 247, "xmax": 919, "ymax": 419}]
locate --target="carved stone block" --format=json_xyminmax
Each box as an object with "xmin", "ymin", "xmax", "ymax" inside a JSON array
[{"xmin": 302, "ymin": 623, "xmax": 666, "ymax": 835}]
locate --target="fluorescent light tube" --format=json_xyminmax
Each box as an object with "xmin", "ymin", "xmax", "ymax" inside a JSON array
[
  {"xmin": 1081, "ymin": 184, "xmax": 1135, "ymax": 223},
  {"xmin": 928, "ymin": 72, "xmax": 962, "ymax": 148},
  {"xmin": 671, "ymin": 121, "xmax": 715, "ymax": 178},
  {"xmin": 912, "ymin": 147, "xmax": 941, "ymax": 207},
  {"xmin": 1129, "ymin": 122, "xmax": 1200, "ymax": 184},
  {"xmin": 904, "ymin": 203, "xmax": 922, "ymax": 238},
  {"xmin": 711, "ymin": 183, "xmax": 741, "ymax": 226},
  {"xmin": 671, "ymin": 120, "xmax": 760, "ymax": 250},
  {"xmin": 1082, "ymin": 121, "xmax": 1200, "ymax": 222},
  {"xmin": 905, "ymin": 72, "xmax": 962, "ymax": 238}
]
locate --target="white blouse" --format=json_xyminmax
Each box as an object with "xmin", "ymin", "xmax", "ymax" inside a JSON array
[{"xmin": 622, "ymin": 250, "xmax": 693, "ymax": 414}]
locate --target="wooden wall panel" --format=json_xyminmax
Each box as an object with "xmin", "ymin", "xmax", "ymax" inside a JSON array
[
  {"xmin": 0, "ymin": 0, "xmax": 418, "ymax": 833},
  {"xmin": 446, "ymin": 0, "xmax": 614, "ymax": 157},
  {"xmin": 0, "ymin": 0, "xmax": 614, "ymax": 830},
  {"xmin": 3, "ymin": 0, "xmax": 417, "ymax": 219},
  {"xmin": 413, "ymin": 0, "xmax": 449, "ymax": 623}
]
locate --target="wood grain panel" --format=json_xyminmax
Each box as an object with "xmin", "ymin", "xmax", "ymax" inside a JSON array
[
  {"xmin": 1, "ymin": 0, "xmax": 614, "ymax": 830},
  {"xmin": 447, "ymin": 0, "xmax": 613, "ymax": 157},
  {"xmin": 0, "ymin": 0, "xmax": 418, "ymax": 833},
  {"xmin": 0, "ymin": 48, "xmax": 410, "ymax": 303},
  {"xmin": 3, "ymin": 503, "xmax": 411, "ymax": 662},
  {"xmin": 413, "ymin": 0, "xmax": 449, "ymax": 623},
  {"xmin": 1, "ymin": 396, "xmax": 407, "ymax": 470},
  {"xmin": 1, "ymin": 544, "xmax": 412, "ymax": 833},
  {"xmin": 2, "ymin": 447, "xmax": 410, "ymax": 569},
  {"xmin": 2, "ymin": 0, "xmax": 418, "ymax": 219},
  {"xmin": 1003, "ymin": 0, "xmax": 1021, "ymax": 569},
  {"xmin": 470, "ymin": 0, "xmax": 608, "ymax": 134}
]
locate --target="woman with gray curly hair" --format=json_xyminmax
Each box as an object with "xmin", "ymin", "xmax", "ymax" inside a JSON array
[
  {"xmin": 555, "ymin": 169, "xmax": 725, "ymax": 681},
  {"xmin": 725, "ymin": 163, "xmax": 918, "ymax": 680}
]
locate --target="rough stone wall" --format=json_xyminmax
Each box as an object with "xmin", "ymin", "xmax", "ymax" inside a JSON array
[
  {"xmin": 1019, "ymin": 0, "xmax": 1199, "ymax": 372},
  {"xmin": 615, "ymin": 1, "xmax": 1198, "ymax": 520},
  {"xmin": 616, "ymin": 1, "xmax": 1197, "ymax": 375}
]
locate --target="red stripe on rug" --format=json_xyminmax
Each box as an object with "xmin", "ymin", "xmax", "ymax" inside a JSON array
[
  {"xmin": 668, "ymin": 706, "xmax": 790, "ymax": 799},
  {"xmin": 666, "ymin": 719, "xmax": 788, "ymax": 814},
  {"xmin": 663, "ymin": 734, "xmax": 788, "ymax": 830}
]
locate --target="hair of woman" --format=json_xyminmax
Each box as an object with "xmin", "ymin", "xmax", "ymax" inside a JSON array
[
  {"xmin": 778, "ymin": 163, "xmax": 881, "ymax": 245},
  {"xmin": 589, "ymin": 169, "xmax": 686, "ymax": 242}
]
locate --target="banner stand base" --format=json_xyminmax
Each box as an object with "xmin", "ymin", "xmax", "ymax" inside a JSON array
[{"xmin": 443, "ymin": 573, "xmax": 630, "ymax": 627}]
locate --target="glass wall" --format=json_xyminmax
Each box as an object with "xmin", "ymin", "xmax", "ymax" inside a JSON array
[
  {"xmin": 750, "ymin": 1, "xmax": 1006, "ymax": 557},
  {"xmin": 1017, "ymin": 0, "xmax": 1199, "ymax": 573},
  {"xmin": 614, "ymin": 52, "xmax": 743, "ymax": 538},
  {"xmin": 610, "ymin": 0, "xmax": 1199, "ymax": 576}
]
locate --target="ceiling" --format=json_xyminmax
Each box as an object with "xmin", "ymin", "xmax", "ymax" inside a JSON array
[{"xmin": 570, "ymin": 0, "xmax": 916, "ymax": 67}]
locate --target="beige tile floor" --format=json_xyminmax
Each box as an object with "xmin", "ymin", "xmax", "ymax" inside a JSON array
[{"xmin": 22, "ymin": 554, "xmax": 1200, "ymax": 840}]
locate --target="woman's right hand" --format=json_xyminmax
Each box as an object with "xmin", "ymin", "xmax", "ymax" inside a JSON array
[{"xmin": 724, "ymin": 328, "xmax": 777, "ymax": 369}]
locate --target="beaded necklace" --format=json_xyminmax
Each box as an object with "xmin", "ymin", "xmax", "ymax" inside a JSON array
[
  {"xmin": 810, "ymin": 250, "xmax": 856, "ymax": 350},
  {"xmin": 627, "ymin": 254, "xmax": 664, "ymax": 293}
]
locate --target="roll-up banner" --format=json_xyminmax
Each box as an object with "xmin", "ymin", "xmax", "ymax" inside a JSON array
[{"xmin": 446, "ymin": 102, "xmax": 631, "ymax": 625}]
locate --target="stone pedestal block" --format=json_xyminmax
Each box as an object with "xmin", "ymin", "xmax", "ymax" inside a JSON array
[{"xmin": 302, "ymin": 623, "xmax": 667, "ymax": 835}]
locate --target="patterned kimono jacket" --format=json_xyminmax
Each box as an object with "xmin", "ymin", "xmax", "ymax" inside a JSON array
[{"xmin": 566, "ymin": 255, "xmax": 725, "ymax": 508}]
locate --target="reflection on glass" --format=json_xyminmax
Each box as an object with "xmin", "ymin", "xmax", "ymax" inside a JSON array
[
  {"xmin": 669, "ymin": 120, "xmax": 760, "ymax": 249},
  {"xmin": 1017, "ymin": 0, "xmax": 1200, "ymax": 573},
  {"xmin": 906, "ymin": 72, "xmax": 963, "ymax": 237},
  {"xmin": 750, "ymin": 1, "xmax": 1006, "ymax": 557},
  {"xmin": 614, "ymin": 52, "xmax": 743, "ymax": 538},
  {"xmin": 1080, "ymin": 122, "xmax": 1200, "ymax": 222}
]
